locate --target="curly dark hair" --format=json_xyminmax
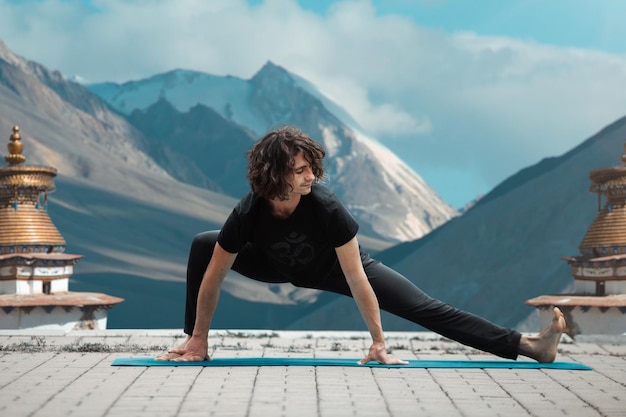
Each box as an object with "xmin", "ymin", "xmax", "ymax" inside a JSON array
[{"xmin": 247, "ymin": 126, "xmax": 326, "ymax": 200}]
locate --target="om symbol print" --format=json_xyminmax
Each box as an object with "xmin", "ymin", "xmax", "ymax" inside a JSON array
[{"xmin": 271, "ymin": 232, "xmax": 315, "ymax": 267}]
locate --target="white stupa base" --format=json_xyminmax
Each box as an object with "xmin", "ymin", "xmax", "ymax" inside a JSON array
[
  {"xmin": 0, "ymin": 291, "xmax": 123, "ymax": 332},
  {"xmin": 538, "ymin": 307, "xmax": 626, "ymax": 335},
  {"xmin": 0, "ymin": 307, "xmax": 109, "ymax": 331}
]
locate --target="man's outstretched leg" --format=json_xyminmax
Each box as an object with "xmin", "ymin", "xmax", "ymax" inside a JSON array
[
  {"xmin": 327, "ymin": 261, "xmax": 568, "ymax": 362},
  {"xmin": 518, "ymin": 307, "xmax": 567, "ymax": 362}
]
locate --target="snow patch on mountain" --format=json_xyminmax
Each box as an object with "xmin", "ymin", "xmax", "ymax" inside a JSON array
[
  {"xmin": 90, "ymin": 69, "xmax": 266, "ymax": 135},
  {"xmin": 351, "ymin": 130, "xmax": 457, "ymax": 240}
]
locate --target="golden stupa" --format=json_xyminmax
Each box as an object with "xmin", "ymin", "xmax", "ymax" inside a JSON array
[
  {"xmin": 0, "ymin": 125, "xmax": 123, "ymax": 330},
  {"xmin": 527, "ymin": 142, "xmax": 626, "ymax": 335},
  {"xmin": 578, "ymin": 146, "xmax": 626, "ymax": 262},
  {"xmin": 0, "ymin": 125, "xmax": 66, "ymax": 253}
]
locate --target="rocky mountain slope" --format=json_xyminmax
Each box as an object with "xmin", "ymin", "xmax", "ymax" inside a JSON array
[{"xmin": 89, "ymin": 62, "xmax": 458, "ymax": 242}]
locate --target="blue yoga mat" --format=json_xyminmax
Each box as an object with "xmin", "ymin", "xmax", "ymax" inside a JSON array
[{"xmin": 111, "ymin": 357, "xmax": 592, "ymax": 370}]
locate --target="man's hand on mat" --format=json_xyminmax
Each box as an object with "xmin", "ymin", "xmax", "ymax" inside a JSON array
[
  {"xmin": 359, "ymin": 342, "xmax": 408, "ymax": 365},
  {"xmin": 168, "ymin": 335, "xmax": 211, "ymax": 362},
  {"xmin": 155, "ymin": 336, "xmax": 189, "ymax": 361}
]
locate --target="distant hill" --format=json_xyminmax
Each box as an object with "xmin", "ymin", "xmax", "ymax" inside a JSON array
[
  {"xmin": 127, "ymin": 97, "xmax": 253, "ymax": 197},
  {"xmin": 291, "ymin": 116, "xmax": 626, "ymax": 331}
]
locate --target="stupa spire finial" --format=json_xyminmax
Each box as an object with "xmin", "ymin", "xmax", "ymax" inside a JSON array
[{"xmin": 5, "ymin": 125, "xmax": 26, "ymax": 166}]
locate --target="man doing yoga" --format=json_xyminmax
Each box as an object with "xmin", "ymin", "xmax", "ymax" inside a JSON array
[{"xmin": 158, "ymin": 125, "xmax": 566, "ymax": 364}]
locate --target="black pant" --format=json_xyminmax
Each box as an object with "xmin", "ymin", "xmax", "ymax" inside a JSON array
[{"xmin": 184, "ymin": 231, "xmax": 522, "ymax": 359}]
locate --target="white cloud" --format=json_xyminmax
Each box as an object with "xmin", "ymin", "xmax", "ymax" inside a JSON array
[{"xmin": 1, "ymin": 0, "xmax": 626, "ymax": 207}]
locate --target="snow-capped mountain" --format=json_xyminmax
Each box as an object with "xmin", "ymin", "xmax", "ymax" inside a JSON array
[
  {"xmin": 0, "ymin": 39, "xmax": 454, "ymax": 329},
  {"xmin": 88, "ymin": 62, "xmax": 458, "ymax": 242}
]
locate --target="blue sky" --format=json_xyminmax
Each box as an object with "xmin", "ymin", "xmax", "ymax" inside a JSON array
[
  {"xmin": 1, "ymin": 0, "xmax": 625, "ymax": 208},
  {"xmin": 292, "ymin": 0, "xmax": 626, "ymax": 53}
]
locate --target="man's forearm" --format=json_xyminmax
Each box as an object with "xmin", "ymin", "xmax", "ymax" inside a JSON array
[
  {"xmin": 350, "ymin": 279, "xmax": 385, "ymax": 344},
  {"xmin": 192, "ymin": 277, "xmax": 221, "ymax": 338},
  {"xmin": 335, "ymin": 237, "xmax": 386, "ymax": 344},
  {"xmin": 191, "ymin": 244, "xmax": 236, "ymax": 338}
]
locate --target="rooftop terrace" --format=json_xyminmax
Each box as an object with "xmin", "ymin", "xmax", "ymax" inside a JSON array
[{"xmin": 0, "ymin": 329, "xmax": 625, "ymax": 417}]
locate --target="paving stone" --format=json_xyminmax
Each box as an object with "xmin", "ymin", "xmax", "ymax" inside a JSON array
[{"xmin": 0, "ymin": 330, "xmax": 624, "ymax": 417}]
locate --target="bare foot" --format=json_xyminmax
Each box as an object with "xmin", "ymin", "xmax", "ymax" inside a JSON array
[
  {"xmin": 155, "ymin": 336, "xmax": 190, "ymax": 361},
  {"xmin": 518, "ymin": 307, "xmax": 567, "ymax": 363}
]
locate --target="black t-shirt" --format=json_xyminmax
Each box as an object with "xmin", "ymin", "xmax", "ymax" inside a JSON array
[{"xmin": 218, "ymin": 184, "xmax": 359, "ymax": 283}]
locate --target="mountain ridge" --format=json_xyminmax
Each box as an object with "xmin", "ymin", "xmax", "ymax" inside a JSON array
[{"xmin": 88, "ymin": 60, "xmax": 458, "ymax": 242}]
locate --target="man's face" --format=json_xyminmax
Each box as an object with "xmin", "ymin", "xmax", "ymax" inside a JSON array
[{"xmin": 288, "ymin": 152, "xmax": 315, "ymax": 197}]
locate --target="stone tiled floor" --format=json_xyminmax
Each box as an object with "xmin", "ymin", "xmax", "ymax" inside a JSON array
[{"xmin": 0, "ymin": 329, "xmax": 625, "ymax": 417}]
